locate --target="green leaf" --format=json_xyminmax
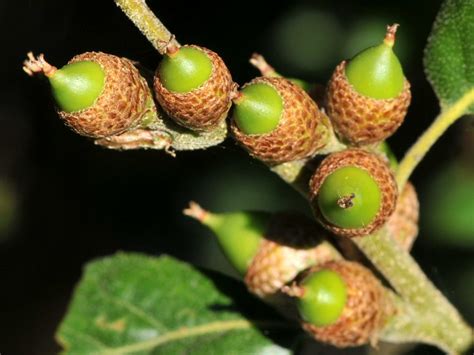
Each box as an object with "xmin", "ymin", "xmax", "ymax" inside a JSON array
[
  {"xmin": 56, "ymin": 253, "xmax": 297, "ymax": 355},
  {"xmin": 424, "ymin": 0, "xmax": 474, "ymax": 112}
]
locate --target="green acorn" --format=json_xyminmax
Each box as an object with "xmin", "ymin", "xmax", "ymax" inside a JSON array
[
  {"xmin": 231, "ymin": 77, "xmax": 329, "ymax": 164},
  {"xmin": 326, "ymin": 24, "xmax": 411, "ymax": 145},
  {"xmin": 309, "ymin": 149, "xmax": 398, "ymax": 238},
  {"xmin": 183, "ymin": 202, "xmax": 339, "ymax": 297},
  {"xmin": 23, "ymin": 52, "xmax": 153, "ymax": 138},
  {"xmin": 154, "ymin": 44, "xmax": 234, "ymax": 131},
  {"xmin": 295, "ymin": 268, "xmax": 347, "ymax": 327},
  {"xmin": 284, "ymin": 260, "xmax": 389, "ymax": 347}
]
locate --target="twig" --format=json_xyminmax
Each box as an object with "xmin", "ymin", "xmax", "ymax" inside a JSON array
[
  {"xmin": 114, "ymin": 0, "xmax": 180, "ymax": 54},
  {"xmin": 396, "ymin": 88, "xmax": 474, "ymax": 188}
]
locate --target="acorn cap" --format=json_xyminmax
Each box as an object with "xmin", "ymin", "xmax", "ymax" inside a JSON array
[
  {"xmin": 386, "ymin": 181, "xmax": 419, "ymax": 251},
  {"xmin": 154, "ymin": 45, "xmax": 234, "ymax": 131},
  {"xmin": 326, "ymin": 61, "xmax": 411, "ymax": 145},
  {"xmin": 244, "ymin": 213, "xmax": 339, "ymax": 297},
  {"xmin": 309, "ymin": 149, "xmax": 398, "ymax": 238},
  {"xmin": 301, "ymin": 261, "xmax": 388, "ymax": 347},
  {"xmin": 59, "ymin": 52, "xmax": 151, "ymax": 138},
  {"xmin": 231, "ymin": 77, "xmax": 329, "ymax": 164}
]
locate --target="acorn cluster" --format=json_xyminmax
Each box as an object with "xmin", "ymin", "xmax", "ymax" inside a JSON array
[
  {"xmin": 184, "ymin": 202, "xmax": 393, "ymax": 347},
  {"xmin": 24, "ymin": 22, "xmax": 419, "ymax": 349}
]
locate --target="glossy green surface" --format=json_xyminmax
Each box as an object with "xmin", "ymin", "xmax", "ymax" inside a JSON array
[
  {"xmin": 345, "ymin": 42, "xmax": 404, "ymax": 99},
  {"xmin": 204, "ymin": 211, "xmax": 268, "ymax": 275},
  {"xmin": 159, "ymin": 46, "xmax": 212, "ymax": 93},
  {"xmin": 49, "ymin": 61, "xmax": 105, "ymax": 113},
  {"xmin": 233, "ymin": 83, "xmax": 283, "ymax": 135},
  {"xmin": 298, "ymin": 269, "xmax": 347, "ymax": 326},
  {"xmin": 317, "ymin": 166, "xmax": 381, "ymax": 229}
]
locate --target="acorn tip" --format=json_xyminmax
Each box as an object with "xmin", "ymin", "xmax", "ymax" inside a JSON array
[
  {"xmin": 384, "ymin": 24, "xmax": 400, "ymax": 48},
  {"xmin": 249, "ymin": 53, "xmax": 277, "ymax": 77},
  {"xmin": 183, "ymin": 201, "xmax": 209, "ymax": 222},
  {"xmin": 337, "ymin": 193, "xmax": 356, "ymax": 209},
  {"xmin": 22, "ymin": 52, "xmax": 57, "ymax": 77}
]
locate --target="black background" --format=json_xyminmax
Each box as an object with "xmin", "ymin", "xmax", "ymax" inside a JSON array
[{"xmin": 0, "ymin": 1, "xmax": 472, "ymax": 354}]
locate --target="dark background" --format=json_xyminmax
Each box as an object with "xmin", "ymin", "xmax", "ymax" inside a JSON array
[{"xmin": 0, "ymin": 0, "xmax": 473, "ymax": 354}]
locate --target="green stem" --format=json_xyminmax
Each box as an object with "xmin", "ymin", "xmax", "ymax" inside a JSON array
[
  {"xmin": 396, "ymin": 88, "xmax": 474, "ymax": 188},
  {"xmin": 380, "ymin": 292, "xmax": 468, "ymax": 355},
  {"xmin": 114, "ymin": 0, "xmax": 180, "ymax": 54},
  {"xmin": 110, "ymin": 4, "xmax": 474, "ymax": 353},
  {"xmin": 274, "ymin": 159, "xmax": 472, "ymax": 354},
  {"xmin": 94, "ymin": 95, "xmax": 227, "ymax": 153},
  {"xmin": 355, "ymin": 231, "xmax": 472, "ymax": 354}
]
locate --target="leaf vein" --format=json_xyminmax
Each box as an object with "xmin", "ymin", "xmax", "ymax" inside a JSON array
[
  {"xmin": 96, "ymin": 280, "xmax": 167, "ymax": 331},
  {"xmin": 61, "ymin": 324, "xmax": 111, "ymax": 351},
  {"xmin": 99, "ymin": 319, "xmax": 286, "ymax": 354}
]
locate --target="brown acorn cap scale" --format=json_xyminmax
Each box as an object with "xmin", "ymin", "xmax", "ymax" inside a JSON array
[
  {"xmin": 154, "ymin": 45, "xmax": 234, "ymax": 131},
  {"xmin": 386, "ymin": 181, "xmax": 419, "ymax": 251},
  {"xmin": 245, "ymin": 214, "xmax": 339, "ymax": 297},
  {"xmin": 326, "ymin": 61, "xmax": 411, "ymax": 145},
  {"xmin": 302, "ymin": 261, "xmax": 389, "ymax": 347},
  {"xmin": 309, "ymin": 149, "xmax": 398, "ymax": 238},
  {"xmin": 60, "ymin": 52, "xmax": 152, "ymax": 139},
  {"xmin": 231, "ymin": 77, "xmax": 329, "ymax": 165}
]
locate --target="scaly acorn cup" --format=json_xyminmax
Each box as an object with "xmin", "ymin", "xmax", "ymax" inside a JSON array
[
  {"xmin": 372, "ymin": 142, "xmax": 419, "ymax": 251},
  {"xmin": 309, "ymin": 149, "xmax": 398, "ymax": 238},
  {"xmin": 284, "ymin": 260, "xmax": 389, "ymax": 347},
  {"xmin": 326, "ymin": 24, "xmax": 411, "ymax": 145},
  {"xmin": 244, "ymin": 213, "xmax": 339, "ymax": 297},
  {"xmin": 231, "ymin": 77, "xmax": 329, "ymax": 164},
  {"xmin": 183, "ymin": 202, "xmax": 339, "ymax": 297},
  {"xmin": 23, "ymin": 52, "xmax": 153, "ymax": 138},
  {"xmin": 386, "ymin": 181, "xmax": 419, "ymax": 251},
  {"xmin": 153, "ymin": 44, "xmax": 234, "ymax": 131}
]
